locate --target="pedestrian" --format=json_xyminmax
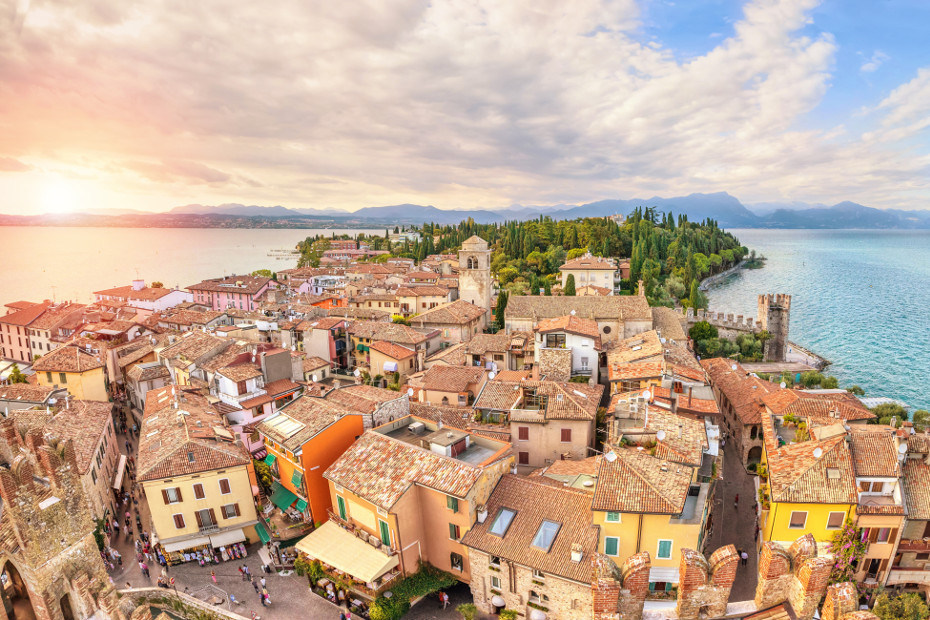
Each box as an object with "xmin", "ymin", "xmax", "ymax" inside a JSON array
[
  {"xmin": 259, "ymin": 576, "xmax": 266, "ymax": 589},
  {"xmin": 734, "ymin": 493, "xmax": 739, "ymax": 510},
  {"xmin": 238, "ymin": 566, "xmax": 245, "ymax": 579},
  {"xmin": 211, "ymin": 570, "xmax": 217, "ymax": 584},
  {"xmin": 243, "ymin": 564, "xmax": 251, "ymax": 580},
  {"xmin": 441, "ymin": 591, "xmax": 449, "ymax": 609},
  {"xmin": 258, "ymin": 590, "xmax": 266, "ymax": 606},
  {"xmin": 252, "ymin": 578, "xmax": 260, "ymax": 593},
  {"xmin": 340, "ymin": 613, "xmax": 346, "ymax": 620},
  {"xmin": 741, "ymin": 550, "xmax": 749, "ymax": 566}
]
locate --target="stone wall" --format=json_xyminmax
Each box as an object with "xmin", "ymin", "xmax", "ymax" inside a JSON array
[
  {"xmin": 755, "ymin": 534, "xmax": 835, "ymax": 620},
  {"xmin": 592, "ymin": 552, "xmax": 650, "ymax": 620},
  {"xmin": 675, "ymin": 545, "xmax": 739, "ymax": 620},
  {"xmin": 538, "ymin": 348, "xmax": 572, "ymax": 382},
  {"xmin": 369, "ymin": 395, "xmax": 410, "ymax": 430}
]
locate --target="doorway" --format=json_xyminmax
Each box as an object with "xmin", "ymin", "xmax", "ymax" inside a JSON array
[{"xmin": 1, "ymin": 562, "xmax": 37, "ymax": 620}]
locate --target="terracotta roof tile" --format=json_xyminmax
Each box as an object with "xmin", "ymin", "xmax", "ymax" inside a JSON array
[
  {"xmin": 0, "ymin": 384, "xmax": 57, "ymax": 403},
  {"xmin": 592, "ymin": 449, "xmax": 691, "ymax": 514},
  {"xmin": 410, "ymin": 300, "xmax": 486, "ymax": 325},
  {"xmin": 217, "ymin": 364, "xmax": 263, "ymax": 382},
  {"xmin": 324, "ymin": 385, "xmax": 405, "ymax": 414},
  {"xmin": 848, "ymin": 429, "xmax": 899, "ymax": 477},
  {"xmin": 44, "ymin": 400, "xmax": 112, "ymax": 474},
  {"xmin": 186, "ymin": 275, "xmax": 271, "ymax": 294},
  {"xmin": 506, "ymin": 295, "xmax": 651, "ymax": 322},
  {"xmin": 32, "ymin": 345, "xmax": 104, "ymax": 373},
  {"xmin": 764, "ymin": 428, "xmax": 858, "ymax": 505},
  {"xmin": 0, "ymin": 301, "xmax": 51, "ymax": 327},
  {"xmin": 559, "ymin": 255, "xmax": 618, "ymax": 271},
  {"xmin": 474, "ymin": 380, "xmax": 602, "ymax": 421},
  {"xmin": 413, "ymin": 365, "xmax": 485, "ymax": 392},
  {"xmin": 257, "ymin": 396, "xmax": 356, "ymax": 451},
  {"xmin": 369, "ymin": 341, "xmax": 416, "ymax": 360},
  {"xmin": 536, "ymin": 315, "xmax": 600, "ymax": 340}
]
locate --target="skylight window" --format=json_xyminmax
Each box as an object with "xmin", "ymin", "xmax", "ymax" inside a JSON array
[
  {"xmin": 531, "ymin": 520, "xmax": 561, "ymax": 552},
  {"xmin": 489, "ymin": 508, "xmax": 517, "ymax": 537}
]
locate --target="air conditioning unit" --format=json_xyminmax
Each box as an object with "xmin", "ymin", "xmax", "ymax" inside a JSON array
[{"xmin": 408, "ymin": 422, "xmax": 426, "ymax": 435}]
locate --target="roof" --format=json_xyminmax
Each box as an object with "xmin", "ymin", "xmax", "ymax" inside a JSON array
[
  {"xmin": 0, "ymin": 384, "xmax": 57, "ymax": 403},
  {"xmin": 298, "ymin": 317, "xmax": 345, "ymax": 331},
  {"xmin": 187, "ymin": 275, "xmax": 271, "ymax": 295},
  {"xmin": 348, "ymin": 321, "xmax": 432, "ymax": 345},
  {"xmin": 32, "ymin": 345, "xmax": 104, "ymax": 373},
  {"xmin": 324, "ymin": 431, "xmax": 499, "ymax": 509},
  {"xmin": 559, "ymin": 255, "xmax": 617, "ymax": 271},
  {"xmin": 607, "ymin": 330, "xmax": 664, "ymax": 365},
  {"xmin": 848, "ymin": 429, "xmax": 899, "ymax": 477},
  {"xmin": 506, "ymin": 295, "xmax": 651, "ymax": 322},
  {"xmin": 575, "ymin": 285, "xmax": 612, "ymax": 296},
  {"xmin": 460, "ymin": 235, "xmax": 489, "ymax": 250},
  {"xmin": 608, "ymin": 361, "xmax": 665, "ymax": 382},
  {"xmin": 414, "ymin": 365, "xmax": 485, "ymax": 392},
  {"xmin": 651, "ymin": 307, "xmax": 688, "ymax": 341},
  {"xmin": 325, "ymin": 385, "xmax": 404, "ymax": 414},
  {"xmin": 4, "ymin": 301, "xmax": 39, "ymax": 311},
  {"xmin": 463, "ymin": 332, "xmax": 512, "ymax": 355},
  {"xmin": 395, "ymin": 286, "xmax": 449, "ymax": 298},
  {"xmin": 44, "ymin": 400, "xmax": 113, "ymax": 474},
  {"xmin": 136, "ymin": 386, "xmax": 251, "ymax": 481},
  {"xmin": 645, "ymin": 407, "xmax": 710, "ymax": 467},
  {"xmin": 702, "ymin": 358, "xmax": 776, "ymax": 424},
  {"xmin": 426, "ymin": 342, "xmax": 468, "ymax": 366},
  {"xmin": 94, "ymin": 284, "xmax": 173, "ymax": 301},
  {"xmin": 903, "ymin": 443, "xmax": 930, "ymax": 521},
  {"xmin": 257, "ymin": 396, "xmax": 357, "ymax": 451},
  {"xmin": 536, "ymin": 315, "xmax": 600, "ymax": 341},
  {"xmin": 410, "ymin": 300, "xmax": 486, "ymax": 325},
  {"xmin": 302, "ymin": 356, "xmax": 331, "ymax": 371},
  {"xmin": 217, "ymin": 364, "xmax": 263, "ymax": 382},
  {"xmin": 127, "ymin": 363, "xmax": 170, "ymax": 382},
  {"xmin": 765, "ymin": 432, "xmax": 858, "ymax": 505},
  {"xmin": 369, "ymin": 341, "xmax": 416, "ymax": 360},
  {"xmin": 461, "ymin": 474, "xmax": 599, "ymax": 583},
  {"xmin": 29, "ymin": 303, "xmax": 86, "ymax": 330},
  {"xmin": 762, "ymin": 389, "xmax": 875, "ymax": 422},
  {"xmin": 474, "ymin": 380, "xmax": 602, "ymax": 421},
  {"xmin": 158, "ymin": 331, "xmax": 227, "ymax": 364},
  {"xmin": 0, "ymin": 301, "xmax": 51, "ymax": 327},
  {"xmin": 592, "ymin": 449, "xmax": 691, "ymax": 514},
  {"xmin": 239, "ymin": 378, "xmax": 302, "ymax": 408}
]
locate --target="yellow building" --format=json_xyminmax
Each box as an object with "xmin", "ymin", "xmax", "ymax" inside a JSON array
[
  {"xmin": 137, "ymin": 385, "xmax": 260, "ymax": 564},
  {"xmin": 32, "ymin": 344, "xmax": 108, "ymax": 401},
  {"xmin": 760, "ymin": 415, "xmax": 857, "ymax": 548},
  {"xmin": 589, "ymin": 449, "xmax": 709, "ymax": 593}
]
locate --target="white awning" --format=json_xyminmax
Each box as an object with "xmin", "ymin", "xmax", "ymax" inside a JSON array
[
  {"xmin": 648, "ymin": 566, "xmax": 680, "ymax": 583},
  {"xmin": 112, "ymin": 455, "xmax": 127, "ymax": 490},
  {"xmin": 383, "ymin": 362, "xmax": 398, "ymax": 372},
  {"xmin": 296, "ymin": 521, "xmax": 398, "ymax": 584},
  {"xmin": 210, "ymin": 528, "xmax": 246, "ymax": 548},
  {"xmin": 162, "ymin": 536, "xmax": 211, "ymax": 552}
]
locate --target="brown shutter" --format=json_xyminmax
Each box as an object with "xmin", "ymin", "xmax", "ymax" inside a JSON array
[
  {"xmin": 175, "ymin": 487, "xmax": 182, "ymax": 502},
  {"xmin": 869, "ymin": 528, "xmax": 879, "ymax": 543},
  {"xmin": 220, "ymin": 479, "xmax": 231, "ymax": 494},
  {"xmin": 174, "ymin": 514, "xmax": 185, "ymax": 529},
  {"xmin": 162, "ymin": 489, "xmax": 170, "ymax": 504},
  {"xmin": 234, "ymin": 503, "xmax": 241, "ymax": 517},
  {"xmin": 195, "ymin": 511, "xmax": 203, "ymax": 527},
  {"xmin": 194, "ymin": 484, "xmax": 204, "ymax": 499},
  {"xmin": 888, "ymin": 528, "xmax": 898, "ymax": 543},
  {"xmin": 209, "ymin": 508, "xmax": 217, "ymax": 525}
]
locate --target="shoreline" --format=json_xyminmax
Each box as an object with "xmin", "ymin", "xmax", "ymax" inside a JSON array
[{"xmin": 698, "ymin": 260, "xmax": 747, "ymax": 292}]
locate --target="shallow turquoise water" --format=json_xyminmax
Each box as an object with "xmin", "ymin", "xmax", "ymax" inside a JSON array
[{"xmin": 705, "ymin": 229, "xmax": 930, "ymax": 411}]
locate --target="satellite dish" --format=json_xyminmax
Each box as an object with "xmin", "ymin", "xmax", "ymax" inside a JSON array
[
  {"xmin": 642, "ymin": 390, "xmax": 651, "ymax": 400},
  {"xmin": 570, "ymin": 309, "xmax": 576, "ymax": 316},
  {"xmin": 656, "ymin": 430, "xmax": 667, "ymax": 441},
  {"xmin": 813, "ymin": 447, "xmax": 823, "ymax": 459},
  {"xmin": 898, "ymin": 443, "xmax": 908, "ymax": 455},
  {"xmin": 731, "ymin": 364, "xmax": 738, "ymax": 371},
  {"xmin": 48, "ymin": 398, "xmax": 57, "ymax": 405},
  {"xmin": 353, "ymin": 369, "xmax": 360, "ymax": 377},
  {"xmin": 604, "ymin": 451, "xmax": 617, "ymax": 463},
  {"xmin": 311, "ymin": 374, "xmax": 318, "ymax": 383},
  {"xmin": 780, "ymin": 382, "xmax": 787, "ymax": 389},
  {"xmin": 407, "ymin": 388, "xmax": 414, "ymax": 397},
  {"xmin": 489, "ymin": 372, "xmax": 495, "ymax": 380}
]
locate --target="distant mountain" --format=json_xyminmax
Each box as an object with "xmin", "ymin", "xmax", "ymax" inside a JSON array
[
  {"xmin": 171, "ymin": 203, "xmax": 311, "ymax": 217},
  {"xmin": 758, "ymin": 201, "xmax": 930, "ymax": 229},
  {"xmin": 554, "ymin": 192, "xmax": 762, "ymax": 228},
  {"xmin": 745, "ymin": 200, "xmax": 827, "ymax": 215},
  {"xmin": 349, "ymin": 204, "xmax": 503, "ymax": 224}
]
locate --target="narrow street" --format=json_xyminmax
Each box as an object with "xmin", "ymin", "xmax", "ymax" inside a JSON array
[{"xmin": 706, "ymin": 437, "xmax": 760, "ymax": 602}]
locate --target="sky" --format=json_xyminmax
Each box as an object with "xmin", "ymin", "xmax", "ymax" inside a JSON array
[{"xmin": 1, "ymin": 0, "xmax": 929, "ymax": 215}]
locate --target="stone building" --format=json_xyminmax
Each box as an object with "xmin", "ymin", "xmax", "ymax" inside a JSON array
[
  {"xmin": 458, "ymin": 235, "xmax": 492, "ymax": 311},
  {"xmin": 758, "ymin": 294, "xmax": 791, "ymax": 362},
  {"xmin": 0, "ymin": 417, "xmax": 115, "ymax": 620}
]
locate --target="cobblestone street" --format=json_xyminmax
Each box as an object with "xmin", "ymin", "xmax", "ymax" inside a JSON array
[{"xmin": 706, "ymin": 437, "xmax": 760, "ymax": 601}]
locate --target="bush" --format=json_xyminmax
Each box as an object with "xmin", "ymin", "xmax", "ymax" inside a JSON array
[
  {"xmin": 456, "ymin": 603, "xmax": 478, "ymax": 620},
  {"xmin": 500, "ymin": 610, "xmax": 519, "ymax": 620},
  {"xmin": 873, "ymin": 592, "xmax": 930, "ymax": 620},
  {"xmin": 391, "ymin": 564, "xmax": 458, "ymax": 601},
  {"xmin": 689, "ymin": 321, "xmax": 718, "ymax": 342},
  {"xmin": 369, "ymin": 595, "xmax": 411, "ymax": 620}
]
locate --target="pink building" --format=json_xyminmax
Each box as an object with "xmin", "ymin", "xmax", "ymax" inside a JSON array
[{"xmin": 187, "ymin": 275, "xmax": 273, "ymax": 311}]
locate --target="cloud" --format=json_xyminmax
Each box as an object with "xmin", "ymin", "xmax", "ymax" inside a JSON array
[
  {"xmin": 0, "ymin": 157, "xmax": 31, "ymax": 172},
  {"xmin": 860, "ymin": 50, "xmax": 889, "ymax": 73},
  {"xmin": 0, "ymin": 0, "xmax": 928, "ymax": 212}
]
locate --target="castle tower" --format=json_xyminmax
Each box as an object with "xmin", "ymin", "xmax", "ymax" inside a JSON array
[
  {"xmin": 758, "ymin": 293, "xmax": 791, "ymax": 362},
  {"xmin": 458, "ymin": 235, "xmax": 491, "ymax": 311}
]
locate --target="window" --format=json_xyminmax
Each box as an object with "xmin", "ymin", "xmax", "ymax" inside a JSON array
[
  {"xmin": 221, "ymin": 503, "xmax": 241, "ymax": 519},
  {"xmin": 518, "ymin": 426, "xmax": 529, "ymax": 441},
  {"xmin": 237, "ymin": 380, "xmax": 247, "ymax": 395},
  {"xmin": 518, "ymin": 451, "xmax": 529, "ymax": 465},
  {"xmin": 336, "ymin": 495, "xmax": 347, "ymax": 520},
  {"xmin": 91, "ymin": 469, "xmax": 97, "ymax": 484},
  {"xmin": 529, "ymin": 590, "xmax": 542, "ymax": 604},
  {"xmin": 602, "ymin": 326, "xmax": 611, "ymax": 334},
  {"xmin": 162, "ymin": 487, "xmax": 182, "ymax": 504},
  {"xmin": 379, "ymin": 519, "xmax": 391, "ymax": 546},
  {"xmin": 173, "ymin": 514, "xmax": 185, "ymax": 529},
  {"xmin": 877, "ymin": 528, "xmax": 893, "ymax": 543},
  {"xmin": 195, "ymin": 508, "xmax": 216, "ymax": 528},
  {"xmin": 449, "ymin": 523, "xmax": 461, "ymax": 540},
  {"xmin": 450, "ymin": 552, "xmax": 464, "ymax": 572},
  {"xmin": 59, "ymin": 372, "xmax": 67, "ymax": 384},
  {"xmin": 490, "ymin": 575, "xmax": 501, "ymax": 590},
  {"xmin": 580, "ymin": 356, "xmax": 589, "ymax": 369},
  {"xmin": 657, "ymin": 540, "xmax": 673, "ymax": 560},
  {"xmin": 447, "ymin": 495, "xmax": 459, "ymax": 512},
  {"xmin": 46, "ymin": 372, "xmax": 52, "ymax": 383},
  {"xmin": 606, "ymin": 511, "xmax": 621, "ymax": 523},
  {"xmin": 545, "ymin": 334, "xmax": 566, "ymax": 348},
  {"xmin": 561, "ymin": 428, "xmax": 572, "ymax": 442},
  {"xmin": 789, "ymin": 511, "xmax": 807, "ymax": 529},
  {"xmin": 605, "ymin": 536, "xmax": 619, "ymax": 556},
  {"xmin": 489, "ymin": 508, "xmax": 517, "ymax": 537},
  {"xmin": 490, "ymin": 556, "xmax": 501, "ymax": 568},
  {"xmin": 827, "ymin": 512, "xmax": 845, "ymax": 529},
  {"xmin": 532, "ymin": 569, "xmax": 545, "ymax": 581},
  {"xmin": 532, "ymin": 520, "xmax": 561, "ymax": 552},
  {"xmin": 193, "ymin": 484, "xmax": 205, "ymax": 500},
  {"xmin": 219, "ymin": 478, "xmax": 231, "ymax": 494}
]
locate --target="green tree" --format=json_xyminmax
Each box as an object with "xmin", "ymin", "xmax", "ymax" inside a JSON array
[
  {"xmin": 391, "ymin": 315, "xmax": 411, "ymax": 326},
  {"xmin": 456, "ymin": 603, "xmax": 478, "ymax": 620},
  {"xmin": 494, "ymin": 291, "xmax": 508, "ymax": 330},
  {"xmin": 871, "ymin": 403, "xmax": 908, "ymax": 427},
  {"xmin": 251, "ymin": 269, "xmax": 273, "ymax": 278},
  {"xmin": 821, "ymin": 376, "xmax": 839, "ymax": 389},
  {"xmin": 873, "ymin": 592, "xmax": 930, "ymax": 620},
  {"xmin": 7, "ymin": 364, "xmax": 27, "ymax": 384},
  {"xmin": 847, "ymin": 385, "xmax": 866, "ymax": 396},
  {"xmin": 912, "ymin": 410, "xmax": 930, "ymax": 432},
  {"xmin": 564, "ymin": 274, "xmax": 576, "ymax": 296},
  {"xmin": 566, "ymin": 247, "xmax": 587, "ymax": 260},
  {"xmin": 689, "ymin": 321, "xmax": 718, "ymax": 342},
  {"xmin": 498, "ymin": 267, "xmax": 519, "ymax": 285},
  {"xmin": 150, "ymin": 281, "xmax": 164, "ymax": 288}
]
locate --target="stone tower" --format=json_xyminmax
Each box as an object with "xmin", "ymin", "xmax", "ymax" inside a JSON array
[
  {"xmin": 758, "ymin": 293, "xmax": 791, "ymax": 362},
  {"xmin": 458, "ymin": 235, "xmax": 491, "ymax": 311}
]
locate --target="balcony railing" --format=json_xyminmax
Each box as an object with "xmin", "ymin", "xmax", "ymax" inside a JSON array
[
  {"xmin": 326, "ymin": 509, "xmax": 397, "ymax": 557},
  {"xmin": 887, "ymin": 567, "xmax": 930, "ymax": 586},
  {"xmin": 571, "ymin": 368, "xmax": 593, "ymax": 376},
  {"xmin": 199, "ymin": 524, "xmax": 220, "ymax": 534},
  {"xmin": 897, "ymin": 539, "xmax": 930, "ymax": 552}
]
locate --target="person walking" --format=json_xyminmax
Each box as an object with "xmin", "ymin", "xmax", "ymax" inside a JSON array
[
  {"xmin": 734, "ymin": 493, "xmax": 739, "ymax": 510},
  {"xmin": 741, "ymin": 550, "xmax": 749, "ymax": 566},
  {"xmin": 251, "ymin": 576, "xmax": 260, "ymax": 593},
  {"xmin": 211, "ymin": 570, "xmax": 217, "ymax": 583},
  {"xmin": 259, "ymin": 576, "xmax": 266, "ymax": 589}
]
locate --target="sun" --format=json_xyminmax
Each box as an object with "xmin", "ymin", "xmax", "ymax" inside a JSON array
[{"xmin": 40, "ymin": 179, "xmax": 80, "ymax": 214}]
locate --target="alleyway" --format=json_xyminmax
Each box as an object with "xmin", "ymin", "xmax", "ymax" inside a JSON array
[{"xmin": 706, "ymin": 437, "xmax": 760, "ymax": 601}]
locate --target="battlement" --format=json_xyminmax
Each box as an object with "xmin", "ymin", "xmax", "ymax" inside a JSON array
[
  {"xmin": 759, "ymin": 293, "xmax": 792, "ymax": 311},
  {"xmin": 683, "ymin": 307, "xmax": 763, "ymax": 332}
]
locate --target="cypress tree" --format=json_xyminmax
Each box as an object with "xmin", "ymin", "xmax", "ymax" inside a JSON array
[
  {"xmin": 565, "ymin": 274, "xmax": 576, "ymax": 296},
  {"xmin": 494, "ymin": 291, "xmax": 508, "ymax": 330}
]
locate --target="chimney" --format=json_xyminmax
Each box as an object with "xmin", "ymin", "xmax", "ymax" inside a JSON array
[
  {"xmin": 333, "ymin": 379, "xmax": 341, "ymax": 390},
  {"xmin": 678, "ymin": 424, "xmax": 683, "ymax": 440},
  {"xmin": 570, "ymin": 543, "xmax": 584, "ymax": 563},
  {"xmin": 477, "ymin": 505, "xmax": 488, "ymax": 523},
  {"xmin": 132, "ymin": 279, "xmax": 145, "ymax": 291},
  {"xmin": 688, "ymin": 386, "xmax": 693, "ymax": 407}
]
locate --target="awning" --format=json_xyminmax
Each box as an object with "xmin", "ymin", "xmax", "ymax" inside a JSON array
[
  {"xmin": 256, "ymin": 522, "xmax": 271, "ymax": 544},
  {"xmin": 295, "ymin": 499, "xmax": 308, "ymax": 513},
  {"xmin": 270, "ymin": 481, "xmax": 297, "ymax": 511},
  {"xmin": 264, "ymin": 453, "xmax": 277, "ymax": 466},
  {"xmin": 210, "ymin": 528, "xmax": 246, "ymax": 548},
  {"xmin": 112, "ymin": 454, "xmax": 127, "ymax": 490},
  {"xmin": 383, "ymin": 361, "xmax": 398, "ymax": 372},
  {"xmin": 162, "ymin": 536, "xmax": 211, "ymax": 553},
  {"xmin": 648, "ymin": 566, "xmax": 680, "ymax": 584},
  {"xmin": 356, "ymin": 344, "xmax": 369, "ymax": 352},
  {"xmin": 291, "ymin": 470, "xmax": 304, "ymax": 488},
  {"xmin": 296, "ymin": 521, "xmax": 398, "ymax": 584}
]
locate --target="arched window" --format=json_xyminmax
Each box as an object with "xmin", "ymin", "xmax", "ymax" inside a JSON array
[
  {"xmin": 442, "ymin": 396, "xmax": 450, "ymax": 405},
  {"xmin": 467, "ymin": 257, "xmax": 476, "ymax": 269}
]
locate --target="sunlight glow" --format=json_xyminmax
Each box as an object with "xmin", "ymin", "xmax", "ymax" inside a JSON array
[{"xmin": 40, "ymin": 179, "xmax": 79, "ymax": 214}]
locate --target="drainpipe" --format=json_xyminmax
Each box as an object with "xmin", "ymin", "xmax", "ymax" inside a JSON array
[
  {"xmin": 392, "ymin": 512, "xmax": 407, "ymax": 576},
  {"xmin": 636, "ymin": 513, "xmax": 644, "ymax": 553}
]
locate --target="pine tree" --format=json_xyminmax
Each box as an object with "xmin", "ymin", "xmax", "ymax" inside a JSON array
[
  {"xmin": 565, "ymin": 274, "xmax": 576, "ymax": 296},
  {"xmin": 494, "ymin": 291, "xmax": 508, "ymax": 330}
]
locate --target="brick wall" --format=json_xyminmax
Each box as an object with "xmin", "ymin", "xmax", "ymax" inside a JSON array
[{"xmin": 675, "ymin": 545, "xmax": 738, "ymax": 620}]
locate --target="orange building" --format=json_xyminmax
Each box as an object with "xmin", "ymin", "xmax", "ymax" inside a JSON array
[{"xmin": 256, "ymin": 396, "xmax": 364, "ymax": 526}]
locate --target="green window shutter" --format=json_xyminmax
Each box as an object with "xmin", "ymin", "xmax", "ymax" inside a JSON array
[
  {"xmin": 449, "ymin": 523, "xmax": 458, "ymax": 540},
  {"xmin": 337, "ymin": 496, "xmax": 347, "ymax": 520},
  {"xmin": 379, "ymin": 520, "xmax": 391, "ymax": 546},
  {"xmin": 605, "ymin": 537, "xmax": 618, "ymax": 556},
  {"xmin": 658, "ymin": 540, "xmax": 672, "ymax": 559},
  {"xmin": 606, "ymin": 511, "xmax": 620, "ymax": 522},
  {"xmin": 447, "ymin": 496, "xmax": 458, "ymax": 512}
]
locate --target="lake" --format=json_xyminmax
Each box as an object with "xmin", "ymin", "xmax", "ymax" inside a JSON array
[
  {"xmin": 0, "ymin": 226, "xmax": 384, "ymax": 303},
  {"xmin": 705, "ymin": 229, "xmax": 930, "ymax": 411}
]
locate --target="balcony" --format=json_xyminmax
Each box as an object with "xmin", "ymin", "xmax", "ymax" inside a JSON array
[
  {"xmin": 326, "ymin": 509, "xmax": 397, "ymax": 558},
  {"xmin": 898, "ymin": 539, "xmax": 930, "ymax": 553},
  {"xmin": 571, "ymin": 368, "xmax": 593, "ymax": 377},
  {"xmin": 887, "ymin": 567, "xmax": 930, "ymax": 586}
]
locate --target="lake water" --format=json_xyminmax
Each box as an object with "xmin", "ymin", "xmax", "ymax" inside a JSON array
[
  {"xmin": 0, "ymin": 227, "xmax": 384, "ymax": 304},
  {"xmin": 705, "ymin": 229, "xmax": 930, "ymax": 411}
]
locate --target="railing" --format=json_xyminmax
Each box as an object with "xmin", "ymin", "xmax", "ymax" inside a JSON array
[
  {"xmin": 199, "ymin": 524, "xmax": 220, "ymax": 534},
  {"xmin": 325, "ymin": 509, "xmax": 397, "ymax": 557},
  {"xmin": 571, "ymin": 368, "xmax": 593, "ymax": 376},
  {"xmin": 887, "ymin": 567, "xmax": 930, "ymax": 586},
  {"xmin": 897, "ymin": 539, "xmax": 930, "ymax": 552}
]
